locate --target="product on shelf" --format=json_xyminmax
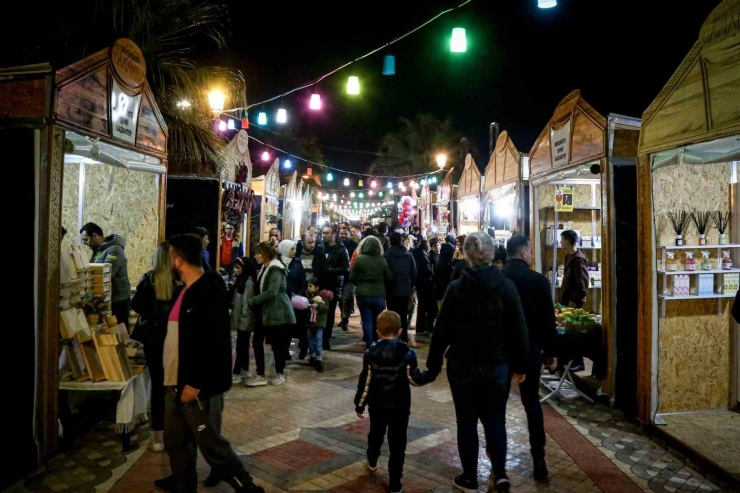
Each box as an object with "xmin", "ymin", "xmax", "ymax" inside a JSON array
[
  {"xmin": 673, "ymin": 274, "xmax": 690, "ymax": 296},
  {"xmin": 722, "ymin": 251, "xmax": 732, "ymax": 270},
  {"xmin": 722, "ymin": 273, "xmax": 739, "ymax": 294},
  {"xmin": 698, "ymin": 274, "xmax": 714, "ymax": 296},
  {"xmin": 684, "ymin": 252, "xmax": 696, "ymax": 271},
  {"xmin": 666, "ymin": 252, "xmax": 678, "ymax": 271},
  {"xmin": 701, "ymin": 251, "xmax": 712, "ymax": 270}
]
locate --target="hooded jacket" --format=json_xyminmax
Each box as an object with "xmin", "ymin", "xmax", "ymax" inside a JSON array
[
  {"xmin": 248, "ymin": 258, "xmax": 297, "ymax": 327},
  {"xmin": 560, "ymin": 249, "xmax": 590, "ymax": 306},
  {"xmin": 427, "ymin": 264, "xmax": 529, "ymax": 376},
  {"xmin": 412, "ymin": 247, "xmax": 432, "ymax": 288},
  {"xmin": 350, "ymin": 237, "xmax": 393, "ymax": 298},
  {"xmin": 91, "ymin": 234, "xmax": 131, "ymax": 303},
  {"xmin": 175, "ymin": 272, "xmax": 233, "ymax": 399},
  {"xmin": 384, "ymin": 245, "xmax": 417, "ymax": 298},
  {"xmin": 354, "ymin": 339, "xmax": 433, "ymax": 413},
  {"xmin": 231, "ymin": 277, "xmax": 256, "ymax": 332},
  {"xmin": 433, "ymin": 243, "xmax": 455, "ymax": 301}
]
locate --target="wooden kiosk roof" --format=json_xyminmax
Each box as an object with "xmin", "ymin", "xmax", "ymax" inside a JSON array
[
  {"xmin": 528, "ymin": 89, "xmax": 607, "ymax": 179},
  {"xmin": 639, "ymin": 0, "xmax": 740, "ymax": 155},
  {"xmin": 437, "ymin": 169, "xmax": 455, "ymax": 203},
  {"xmin": 484, "ymin": 131, "xmax": 521, "ymax": 191},
  {"xmin": 457, "ymin": 154, "xmax": 481, "ymax": 199}
]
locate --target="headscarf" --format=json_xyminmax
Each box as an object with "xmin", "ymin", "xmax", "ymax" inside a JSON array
[{"xmin": 277, "ymin": 239, "xmax": 296, "ymax": 267}]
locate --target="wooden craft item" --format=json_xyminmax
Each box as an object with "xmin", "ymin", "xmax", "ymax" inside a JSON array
[
  {"xmin": 76, "ymin": 310, "xmax": 89, "ymax": 330},
  {"xmin": 75, "ymin": 329, "xmax": 105, "ymax": 382},
  {"xmin": 92, "ymin": 275, "xmax": 111, "ymax": 285},
  {"xmin": 92, "ymin": 284, "xmax": 110, "ymax": 295},
  {"xmin": 105, "ymin": 315, "xmax": 118, "ymax": 327},
  {"xmin": 60, "ymin": 309, "xmax": 80, "ymax": 339},
  {"xmin": 75, "ymin": 245, "xmax": 91, "ymax": 268},
  {"xmin": 70, "ymin": 249, "xmax": 85, "ymax": 270},
  {"xmin": 90, "ymin": 263, "xmax": 112, "ymax": 274}
]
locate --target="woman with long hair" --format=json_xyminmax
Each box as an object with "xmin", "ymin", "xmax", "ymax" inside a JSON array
[
  {"xmin": 427, "ymin": 232, "xmax": 528, "ymax": 492},
  {"xmin": 349, "ymin": 236, "xmax": 393, "ymax": 348},
  {"xmin": 247, "ymin": 241, "xmax": 296, "ymax": 386},
  {"xmin": 131, "ymin": 242, "xmax": 181, "ymax": 452},
  {"xmin": 231, "ymin": 257, "xmax": 258, "ymax": 384}
]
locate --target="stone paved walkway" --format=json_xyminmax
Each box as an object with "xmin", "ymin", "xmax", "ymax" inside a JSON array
[{"xmin": 9, "ymin": 313, "xmax": 738, "ymax": 493}]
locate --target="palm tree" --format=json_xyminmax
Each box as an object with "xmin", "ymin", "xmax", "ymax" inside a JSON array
[
  {"xmin": 103, "ymin": 0, "xmax": 247, "ymax": 175},
  {"xmin": 372, "ymin": 114, "xmax": 466, "ymax": 176}
]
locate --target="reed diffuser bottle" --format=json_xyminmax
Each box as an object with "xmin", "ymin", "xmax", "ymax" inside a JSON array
[
  {"xmin": 691, "ymin": 209, "xmax": 712, "ymax": 246},
  {"xmin": 712, "ymin": 210, "xmax": 730, "ymax": 245},
  {"xmin": 667, "ymin": 210, "xmax": 690, "ymax": 246}
]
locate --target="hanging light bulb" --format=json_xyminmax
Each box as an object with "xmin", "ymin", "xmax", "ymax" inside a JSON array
[
  {"xmin": 379, "ymin": 191, "xmax": 383, "ymax": 197},
  {"xmin": 347, "ymin": 76, "xmax": 360, "ymax": 95},
  {"xmin": 451, "ymin": 28, "xmax": 467, "ymax": 53},
  {"xmin": 309, "ymin": 94, "xmax": 322, "ymax": 110},
  {"xmin": 370, "ymin": 180, "xmax": 377, "ymax": 188},
  {"xmin": 227, "ymin": 119, "xmax": 236, "ymax": 130},
  {"xmin": 421, "ymin": 179, "xmax": 427, "ymax": 185},
  {"xmin": 369, "ymin": 190, "xmax": 374, "ymax": 197},
  {"xmin": 383, "ymin": 55, "xmax": 396, "ymax": 76},
  {"xmin": 258, "ymin": 112, "xmax": 267, "ymax": 125},
  {"xmin": 350, "ymin": 192, "xmax": 356, "ymax": 198},
  {"xmin": 344, "ymin": 178, "xmax": 350, "ymax": 186},
  {"xmin": 261, "ymin": 151, "xmax": 270, "ymax": 161},
  {"xmin": 277, "ymin": 108, "xmax": 287, "ymax": 124},
  {"xmin": 332, "ymin": 194, "xmax": 337, "ymax": 200},
  {"xmin": 358, "ymin": 179, "xmax": 363, "ymax": 187},
  {"xmin": 284, "ymin": 159, "xmax": 292, "ymax": 169},
  {"xmin": 398, "ymin": 182, "xmax": 404, "ymax": 190},
  {"xmin": 359, "ymin": 192, "xmax": 364, "ymax": 198},
  {"xmin": 538, "ymin": 0, "xmax": 557, "ymax": 7},
  {"xmin": 388, "ymin": 182, "xmax": 393, "ymax": 189},
  {"xmin": 327, "ymin": 172, "xmax": 334, "ymax": 182},
  {"xmin": 241, "ymin": 117, "xmax": 249, "ymax": 129},
  {"xmin": 218, "ymin": 120, "xmax": 227, "ymax": 132}
]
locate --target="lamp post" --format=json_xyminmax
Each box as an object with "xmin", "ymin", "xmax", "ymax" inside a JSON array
[
  {"xmin": 436, "ymin": 154, "xmax": 447, "ymax": 170},
  {"xmin": 208, "ymin": 90, "xmax": 225, "ymax": 116}
]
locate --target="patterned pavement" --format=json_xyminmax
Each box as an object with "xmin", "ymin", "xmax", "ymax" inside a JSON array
[{"xmin": 8, "ymin": 313, "xmax": 738, "ymax": 493}]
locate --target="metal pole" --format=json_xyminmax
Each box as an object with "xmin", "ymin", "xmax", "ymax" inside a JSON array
[{"xmin": 489, "ymin": 122, "xmax": 500, "ymax": 158}]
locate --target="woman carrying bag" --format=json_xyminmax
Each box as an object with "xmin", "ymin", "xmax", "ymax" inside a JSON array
[
  {"xmin": 130, "ymin": 242, "xmax": 181, "ymax": 452},
  {"xmin": 247, "ymin": 241, "xmax": 296, "ymax": 386}
]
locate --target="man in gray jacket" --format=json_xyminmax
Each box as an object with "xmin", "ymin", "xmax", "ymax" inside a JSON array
[{"xmin": 80, "ymin": 223, "xmax": 131, "ymax": 327}]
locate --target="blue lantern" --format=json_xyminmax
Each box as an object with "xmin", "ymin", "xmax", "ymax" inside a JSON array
[{"xmin": 383, "ymin": 55, "xmax": 395, "ymax": 76}]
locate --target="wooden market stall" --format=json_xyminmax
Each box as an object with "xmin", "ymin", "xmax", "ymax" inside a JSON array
[
  {"xmin": 302, "ymin": 183, "xmax": 314, "ymax": 229},
  {"xmin": 434, "ymin": 168, "xmax": 456, "ymax": 240},
  {"xmin": 482, "ymin": 131, "xmax": 530, "ymax": 241},
  {"xmin": 249, "ymin": 157, "xmax": 281, "ymax": 255},
  {"xmin": 456, "ymin": 154, "xmax": 482, "ymax": 235},
  {"xmin": 0, "ymin": 39, "xmax": 168, "ymax": 474},
  {"xmin": 282, "ymin": 171, "xmax": 303, "ymax": 241},
  {"xmin": 636, "ymin": 0, "xmax": 740, "ymax": 479},
  {"xmin": 529, "ymin": 89, "xmax": 641, "ymax": 405},
  {"xmin": 418, "ymin": 180, "xmax": 436, "ymax": 232}
]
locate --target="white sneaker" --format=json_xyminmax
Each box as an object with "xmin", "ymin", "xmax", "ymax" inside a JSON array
[
  {"xmin": 148, "ymin": 438, "xmax": 165, "ymax": 452},
  {"xmin": 271, "ymin": 374, "xmax": 286, "ymax": 386},
  {"xmin": 232, "ymin": 374, "xmax": 243, "ymax": 384},
  {"xmin": 241, "ymin": 370, "xmax": 253, "ymax": 380},
  {"xmin": 245, "ymin": 375, "xmax": 267, "ymax": 387}
]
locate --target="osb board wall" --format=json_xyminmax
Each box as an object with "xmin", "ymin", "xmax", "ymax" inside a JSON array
[
  {"xmin": 653, "ymin": 163, "xmax": 731, "ymax": 246},
  {"xmin": 640, "ymin": 0, "xmax": 740, "ymax": 154},
  {"xmin": 63, "ymin": 163, "xmax": 160, "ymax": 285},
  {"xmin": 652, "ymin": 162, "xmax": 733, "ymax": 412},
  {"xmin": 62, "ymin": 163, "xmax": 80, "ymax": 253},
  {"xmin": 612, "ymin": 128, "xmax": 640, "ymax": 158}
]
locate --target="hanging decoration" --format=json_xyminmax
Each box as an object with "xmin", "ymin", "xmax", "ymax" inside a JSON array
[
  {"xmin": 344, "ymin": 178, "xmax": 350, "ymax": 186},
  {"xmin": 538, "ymin": 0, "xmax": 557, "ymax": 8},
  {"xmin": 451, "ymin": 28, "xmax": 467, "ymax": 52},
  {"xmin": 358, "ymin": 179, "xmax": 364, "ymax": 186},
  {"xmin": 284, "ymin": 159, "xmax": 292, "ymax": 169},
  {"xmin": 347, "ymin": 76, "xmax": 360, "ymax": 95},
  {"xmin": 277, "ymin": 108, "xmax": 288, "ymax": 123},
  {"xmin": 241, "ymin": 117, "xmax": 249, "ymax": 129},
  {"xmin": 383, "ymin": 55, "xmax": 396, "ymax": 75},
  {"xmin": 258, "ymin": 112, "xmax": 268, "ymax": 125},
  {"xmin": 310, "ymin": 94, "xmax": 322, "ymax": 110},
  {"xmin": 218, "ymin": 120, "xmax": 227, "ymax": 131},
  {"xmin": 261, "ymin": 151, "xmax": 270, "ymax": 161},
  {"xmin": 327, "ymin": 172, "xmax": 334, "ymax": 182}
]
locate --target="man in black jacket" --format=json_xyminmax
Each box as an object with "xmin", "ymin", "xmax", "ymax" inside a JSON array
[
  {"xmin": 339, "ymin": 226, "xmax": 358, "ymax": 330},
  {"xmin": 503, "ymin": 235, "xmax": 557, "ymax": 481},
  {"xmin": 320, "ymin": 225, "xmax": 350, "ymax": 350},
  {"xmin": 156, "ymin": 234, "xmax": 263, "ymax": 493},
  {"xmin": 385, "ymin": 232, "xmax": 417, "ymax": 341}
]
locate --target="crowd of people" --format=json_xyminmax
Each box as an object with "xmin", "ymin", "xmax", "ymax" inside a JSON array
[{"xmin": 122, "ymin": 218, "xmax": 584, "ymax": 493}]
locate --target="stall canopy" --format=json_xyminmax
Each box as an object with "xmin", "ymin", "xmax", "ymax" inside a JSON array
[
  {"xmin": 483, "ymin": 131, "xmax": 523, "ymax": 234},
  {"xmin": 458, "ymin": 154, "xmax": 482, "ymax": 198},
  {"xmin": 437, "ymin": 169, "xmax": 454, "ymax": 203}
]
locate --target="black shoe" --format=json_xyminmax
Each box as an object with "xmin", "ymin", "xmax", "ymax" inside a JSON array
[
  {"xmin": 493, "ymin": 475, "xmax": 511, "ymax": 492},
  {"xmin": 533, "ymin": 458, "xmax": 549, "ymax": 481},
  {"xmin": 453, "ymin": 474, "xmax": 478, "ymax": 493},
  {"xmin": 204, "ymin": 474, "xmax": 222, "ymax": 488},
  {"xmin": 154, "ymin": 475, "xmax": 177, "ymax": 493},
  {"xmin": 308, "ymin": 357, "xmax": 316, "ymax": 367},
  {"xmin": 315, "ymin": 361, "xmax": 324, "ymax": 373},
  {"xmin": 339, "ymin": 319, "xmax": 349, "ymax": 330}
]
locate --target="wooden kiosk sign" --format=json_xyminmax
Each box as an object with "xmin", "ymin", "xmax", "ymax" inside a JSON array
[
  {"xmin": 636, "ymin": 0, "xmax": 740, "ymax": 431},
  {"xmin": 528, "ymin": 89, "xmax": 641, "ymax": 401},
  {"xmin": 0, "ymin": 39, "xmax": 168, "ymax": 461}
]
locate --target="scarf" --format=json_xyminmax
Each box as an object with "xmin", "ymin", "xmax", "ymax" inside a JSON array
[{"xmin": 277, "ymin": 240, "xmax": 296, "ymax": 267}]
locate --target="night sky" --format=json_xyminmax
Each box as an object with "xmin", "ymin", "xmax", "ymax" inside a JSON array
[{"xmin": 213, "ymin": 0, "xmax": 721, "ymax": 176}]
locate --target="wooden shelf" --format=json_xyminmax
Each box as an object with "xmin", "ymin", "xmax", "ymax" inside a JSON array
[
  {"xmin": 555, "ymin": 285, "xmax": 602, "ymax": 289},
  {"xmin": 658, "ymin": 293, "xmax": 735, "ymax": 300},
  {"xmin": 542, "ymin": 206, "xmax": 601, "ymax": 211},
  {"xmin": 658, "ymin": 268, "xmax": 740, "ymax": 275},
  {"xmin": 657, "ymin": 244, "xmax": 740, "ymax": 250}
]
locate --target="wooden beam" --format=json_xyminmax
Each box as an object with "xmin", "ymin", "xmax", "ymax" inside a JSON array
[{"xmin": 636, "ymin": 153, "xmax": 654, "ymax": 423}]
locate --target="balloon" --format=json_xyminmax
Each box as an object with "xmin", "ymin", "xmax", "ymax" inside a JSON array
[
  {"xmin": 408, "ymin": 198, "xmax": 417, "ymax": 207},
  {"xmin": 402, "ymin": 219, "xmax": 410, "ymax": 227}
]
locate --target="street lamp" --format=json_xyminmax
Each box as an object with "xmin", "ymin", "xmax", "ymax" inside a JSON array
[
  {"xmin": 436, "ymin": 154, "xmax": 447, "ymax": 170},
  {"xmin": 208, "ymin": 90, "xmax": 225, "ymax": 116}
]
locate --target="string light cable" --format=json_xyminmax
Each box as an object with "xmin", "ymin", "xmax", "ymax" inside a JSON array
[
  {"xmin": 249, "ymin": 134, "xmax": 446, "ymax": 180},
  {"xmin": 222, "ymin": 0, "xmax": 475, "ymax": 114}
]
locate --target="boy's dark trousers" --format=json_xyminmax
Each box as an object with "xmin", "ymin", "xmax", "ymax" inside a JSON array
[{"xmin": 366, "ymin": 406, "xmax": 410, "ymax": 491}]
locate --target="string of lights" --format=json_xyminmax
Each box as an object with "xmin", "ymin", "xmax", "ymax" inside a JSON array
[
  {"xmin": 221, "ymin": 0, "xmax": 475, "ymax": 114},
  {"xmin": 249, "ymin": 134, "xmax": 447, "ymax": 180}
]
